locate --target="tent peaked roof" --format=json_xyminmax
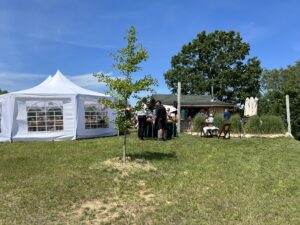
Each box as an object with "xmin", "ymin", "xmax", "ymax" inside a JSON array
[{"xmin": 13, "ymin": 70, "xmax": 108, "ymax": 97}]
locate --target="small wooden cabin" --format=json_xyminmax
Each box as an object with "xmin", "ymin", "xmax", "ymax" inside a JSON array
[
  {"xmin": 152, "ymin": 94, "xmax": 234, "ymax": 118},
  {"xmin": 152, "ymin": 94, "xmax": 235, "ymax": 131}
]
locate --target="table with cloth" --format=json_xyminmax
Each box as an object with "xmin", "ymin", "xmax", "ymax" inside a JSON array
[{"xmin": 203, "ymin": 125, "xmax": 219, "ymax": 137}]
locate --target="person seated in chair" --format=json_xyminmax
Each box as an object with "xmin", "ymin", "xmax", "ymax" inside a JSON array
[
  {"xmin": 206, "ymin": 113, "xmax": 214, "ymax": 125},
  {"xmin": 203, "ymin": 113, "xmax": 218, "ymax": 136}
]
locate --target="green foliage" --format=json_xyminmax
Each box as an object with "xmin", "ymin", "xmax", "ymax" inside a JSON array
[
  {"xmin": 213, "ymin": 114, "xmax": 224, "ymax": 128},
  {"xmin": 245, "ymin": 115, "xmax": 285, "ymax": 134},
  {"xmin": 259, "ymin": 69, "xmax": 286, "ymax": 116},
  {"xmin": 0, "ymin": 89, "xmax": 8, "ymax": 95},
  {"xmin": 260, "ymin": 115, "xmax": 285, "ymax": 134},
  {"xmin": 94, "ymin": 26, "xmax": 157, "ymax": 128},
  {"xmin": 192, "ymin": 113, "xmax": 206, "ymax": 132},
  {"xmin": 164, "ymin": 30, "xmax": 262, "ymax": 104},
  {"xmin": 230, "ymin": 114, "xmax": 242, "ymax": 133},
  {"xmin": 94, "ymin": 26, "xmax": 157, "ymax": 159},
  {"xmin": 260, "ymin": 61, "xmax": 300, "ymax": 139},
  {"xmin": 245, "ymin": 115, "xmax": 262, "ymax": 134},
  {"xmin": 259, "ymin": 91, "xmax": 285, "ymax": 116},
  {"xmin": 261, "ymin": 68, "xmax": 285, "ymax": 92}
]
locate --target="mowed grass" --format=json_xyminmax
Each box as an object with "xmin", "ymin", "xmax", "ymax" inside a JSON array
[{"xmin": 0, "ymin": 133, "xmax": 300, "ymax": 224}]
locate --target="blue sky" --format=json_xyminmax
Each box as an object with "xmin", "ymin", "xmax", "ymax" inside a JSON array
[{"xmin": 1, "ymin": 0, "xmax": 300, "ymax": 98}]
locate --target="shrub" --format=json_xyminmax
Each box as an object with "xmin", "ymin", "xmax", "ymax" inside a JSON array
[
  {"xmin": 193, "ymin": 113, "xmax": 206, "ymax": 132},
  {"xmin": 245, "ymin": 115, "xmax": 285, "ymax": 134},
  {"xmin": 260, "ymin": 115, "xmax": 285, "ymax": 134},
  {"xmin": 244, "ymin": 115, "xmax": 262, "ymax": 133},
  {"xmin": 230, "ymin": 114, "xmax": 242, "ymax": 133},
  {"xmin": 214, "ymin": 114, "xmax": 224, "ymax": 128}
]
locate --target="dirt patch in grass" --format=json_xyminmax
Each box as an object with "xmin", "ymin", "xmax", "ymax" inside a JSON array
[
  {"xmin": 66, "ymin": 159, "xmax": 159, "ymax": 224},
  {"xmin": 90, "ymin": 157, "xmax": 157, "ymax": 174},
  {"xmin": 67, "ymin": 182, "xmax": 157, "ymax": 224},
  {"xmin": 72, "ymin": 199, "xmax": 121, "ymax": 224}
]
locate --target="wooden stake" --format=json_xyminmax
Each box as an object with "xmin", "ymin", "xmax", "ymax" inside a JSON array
[
  {"xmin": 286, "ymin": 95, "xmax": 292, "ymax": 134},
  {"xmin": 177, "ymin": 82, "xmax": 181, "ymax": 135}
]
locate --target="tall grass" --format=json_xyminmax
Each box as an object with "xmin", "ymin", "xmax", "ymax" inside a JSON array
[
  {"xmin": 245, "ymin": 115, "xmax": 262, "ymax": 133},
  {"xmin": 192, "ymin": 113, "xmax": 206, "ymax": 132},
  {"xmin": 213, "ymin": 114, "xmax": 224, "ymax": 128},
  {"xmin": 245, "ymin": 115, "xmax": 285, "ymax": 134},
  {"xmin": 260, "ymin": 115, "xmax": 285, "ymax": 134},
  {"xmin": 230, "ymin": 114, "xmax": 242, "ymax": 133}
]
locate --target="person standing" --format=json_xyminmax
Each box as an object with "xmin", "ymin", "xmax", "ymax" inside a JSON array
[
  {"xmin": 223, "ymin": 108, "xmax": 231, "ymax": 121},
  {"xmin": 155, "ymin": 100, "xmax": 167, "ymax": 141},
  {"xmin": 137, "ymin": 105, "xmax": 147, "ymax": 140}
]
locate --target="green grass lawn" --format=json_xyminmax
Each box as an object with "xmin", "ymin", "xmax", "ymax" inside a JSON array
[{"xmin": 0, "ymin": 133, "xmax": 300, "ymax": 225}]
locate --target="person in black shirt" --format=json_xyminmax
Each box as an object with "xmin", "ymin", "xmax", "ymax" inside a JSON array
[{"xmin": 155, "ymin": 100, "xmax": 167, "ymax": 141}]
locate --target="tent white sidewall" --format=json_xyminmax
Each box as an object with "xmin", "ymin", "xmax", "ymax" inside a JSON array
[
  {"xmin": 11, "ymin": 95, "xmax": 77, "ymax": 142},
  {"xmin": 76, "ymin": 95, "xmax": 117, "ymax": 139},
  {"xmin": 0, "ymin": 95, "xmax": 12, "ymax": 142}
]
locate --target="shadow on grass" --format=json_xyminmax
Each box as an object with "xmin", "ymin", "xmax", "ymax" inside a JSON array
[{"xmin": 128, "ymin": 151, "xmax": 177, "ymax": 161}]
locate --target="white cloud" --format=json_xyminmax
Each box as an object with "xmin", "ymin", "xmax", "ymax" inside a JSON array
[
  {"xmin": 69, "ymin": 73, "xmax": 107, "ymax": 88},
  {"xmin": 0, "ymin": 72, "xmax": 47, "ymax": 89},
  {"xmin": 28, "ymin": 33, "xmax": 114, "ymax": 50},
  {"xmin": 0, "ymin": 71, "xmax": 110, "ymax": 91}
]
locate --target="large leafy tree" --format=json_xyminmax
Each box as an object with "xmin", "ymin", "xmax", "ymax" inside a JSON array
[
  {"xmin": 164, "ymin": 30, "xmax": 262, "ymax": 104},
  {"xmin": 94, "ymin": 26, "xmax": 157, "ymax": 161},
  {"xmin": 0, "ymin": 89, "xmax": 8, "ymax": 95},
  {"xmin": 259, "ymin": 69, "xmax": 286, "ymax": 116},
  {"xmin": 260, "ymin": 61, "xmax": 300, "ymax": 139}
]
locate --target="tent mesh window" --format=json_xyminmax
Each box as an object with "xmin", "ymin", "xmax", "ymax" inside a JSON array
[
  {"xmin": 0, "ymin": 103, "xmax": 2, "ymax": 133},
  {"xmin": 84, "ymin": 102, "xmax": 109, "ymax": 129},
  {"xmin": 27, "ymin": 101, "xmax": 64, "ymax": 132}
]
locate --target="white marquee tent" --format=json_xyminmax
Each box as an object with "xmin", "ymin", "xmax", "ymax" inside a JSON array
[{"xmin": 0, "ymin": 70, "xmax": 116, "ymax": 142}]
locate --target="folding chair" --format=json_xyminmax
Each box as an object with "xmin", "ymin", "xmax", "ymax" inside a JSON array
[{"xmin": 218, "ymin": 123, "xmax": 231, "ymax": 139}]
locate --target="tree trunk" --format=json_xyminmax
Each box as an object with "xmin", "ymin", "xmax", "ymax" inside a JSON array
[
  {"xmin": 123, "ymin": 128, "xmax": 127, "ymax": 162},
  {"xmin": 123, "ymin": 100, "xmax": 128, "ymax": 162}
]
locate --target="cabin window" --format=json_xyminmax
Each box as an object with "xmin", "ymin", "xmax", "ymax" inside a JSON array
[
  {"xmin": 27, "ymin": 101, "xmax": 63, "ymax": 132},
  {"xmin": 0, "ymin": 103, "xmax": 2, "ymax": 133},
  {"xmin": 84, "ymin": 102, "xmax": 109, "ymax": 129}
]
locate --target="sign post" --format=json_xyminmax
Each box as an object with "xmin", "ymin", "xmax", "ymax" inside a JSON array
[
  {"xmin": 177, "ymin": 82, "xmax": 181, "ymax": 136},
  {"xmin": 286, "ymin": 95, "xmax": 292, "ymax": 134}
]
